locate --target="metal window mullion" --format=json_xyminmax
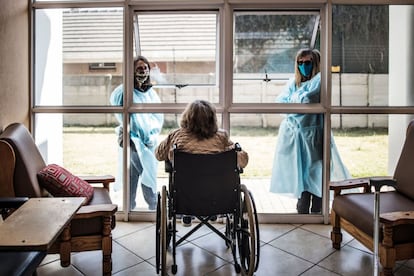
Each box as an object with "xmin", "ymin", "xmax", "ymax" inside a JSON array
[
  {"xmin": 122, "ymin": 4, "xmax": 134, "ymax": 221},
  {"xmin": 221, "ymin": 2, "xmax": 233, "ymax": 132},
  {"xmin": 322, "ymin": 1, "xmax": 332, "ymax": 225}
]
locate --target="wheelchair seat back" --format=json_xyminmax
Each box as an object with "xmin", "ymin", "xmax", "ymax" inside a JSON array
[{"xmin": 172, "ymin": 149, "xmax": 240, "ymax": 216}]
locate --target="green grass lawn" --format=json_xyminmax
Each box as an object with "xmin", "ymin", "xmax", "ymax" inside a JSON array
[{"xmin": 63, "ymin": 126, "xmax": 388, "ymax": 179}]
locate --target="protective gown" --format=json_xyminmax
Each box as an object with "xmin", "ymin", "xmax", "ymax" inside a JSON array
[
  {"xmin": 269, "ymin": 73, "xmax": 350, "ymax": 198},
  {"xmin": 110, "ymin": 85, "xmax": 164, "ymax": 194}
]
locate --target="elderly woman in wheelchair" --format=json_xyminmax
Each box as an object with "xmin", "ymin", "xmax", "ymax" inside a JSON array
[
  {"xmin": 154, "ymin": 100, "xmax": 259, "ymax": 275},
  {"xmin": 155, "ymin": 100, "xmax": 248, "ymax": 170}
]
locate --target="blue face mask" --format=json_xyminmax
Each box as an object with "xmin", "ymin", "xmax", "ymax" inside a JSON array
[{"xmin": 298, "ymin": 63, "xmax": 313, "ymax": 77}]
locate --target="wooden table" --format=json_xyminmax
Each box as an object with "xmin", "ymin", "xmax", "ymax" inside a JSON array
[{"xmin": 0, "ymin": 197, "xmax": 85, "ymax": 251}]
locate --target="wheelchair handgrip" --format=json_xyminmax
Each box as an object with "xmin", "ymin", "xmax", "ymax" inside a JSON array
[{"xmin": 234, "ymin": 142, "xmax": 242, "ymax": 151}]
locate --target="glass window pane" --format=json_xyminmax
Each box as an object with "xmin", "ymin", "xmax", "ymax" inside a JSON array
[
  {"xmin": 332, "ymin": 5, "xmax": 388, "ymax": 75},
  {"xmin": 233, "ymin": 11, "xmax": 320, "ymax": 103},
  {"xmin": 230, "ymin": 113, "xmax": 409, "ymax": 214},
  {"xmin": 332, "ymin": 5, "xmax": 414, "ymax": 107},
  {"xmin": 332, "ymin": 114, "xmax": 389, "ymax": 178},
  {"xmin": 34, "ymin": 8, "xmax": 123, "ymax": 106},
  {"xmin": 34, "ymin": 113, "xmax": 120, "ymax": 206},
  {"xmin": 330, "ymin": 114, "xmax": 413, "ymax": 202},
  {"xmin": 134, "ymin": 13, "xmax": 218, "ymax": 103},
  {"xmin": 331, "ymin": 5, "xmax": 388, "ymax": 107},
  {"xmin": 230, "ymin": 113, "xmax": 301, "ymax": 214}
]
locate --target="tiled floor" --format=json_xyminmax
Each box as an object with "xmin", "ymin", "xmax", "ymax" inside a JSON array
[{"xmin": 36, "ymin": 220, "xmax": 414, "ymax": 276}]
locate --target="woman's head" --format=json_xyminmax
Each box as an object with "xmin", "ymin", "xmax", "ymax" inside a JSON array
[
  {"xmin": 180, "ymin": 100, "xmax": 218, "ymax": 139},
  {"xmin": 134, "ymin": 55, "xmax": 152, "ymax": 92},
  {"xmin": 294, "ymin": 48, "xmax": 321, "ymax": 87}
]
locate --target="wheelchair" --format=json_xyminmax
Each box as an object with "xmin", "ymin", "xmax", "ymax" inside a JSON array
[{"xmin": 155, "ymin": 144, "xmax": 260, "ymax": 275}]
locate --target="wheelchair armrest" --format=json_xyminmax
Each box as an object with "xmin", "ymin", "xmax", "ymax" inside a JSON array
[
  {"xmin": 233, "ymin": 143, "xmax": 243, "ymax": 173},
  {"xmin": 234, "ymin": 142, "xmax": 242, "ymax": 151},
  {"xmin": 369, "ymin": 177, "xmax": 396, "ymax": 192},
  {"xmin": 330, "ymin": 177, "xmax": 370, "ymax": 196}
]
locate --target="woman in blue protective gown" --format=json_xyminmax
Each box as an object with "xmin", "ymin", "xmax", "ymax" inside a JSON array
[
  {"xmin": 270, "ymin": 48, "xmax": 350, "ymax": 214},
  {"xmin": 110, "ymin": 55, "xmax": 164, "ymax": 210}
]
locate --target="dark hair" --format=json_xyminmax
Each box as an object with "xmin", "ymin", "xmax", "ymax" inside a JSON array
[
  {"xmin": 294, "ymin": 48, "xmax": 321, "ymax": 87},
  {"xmin": 180, "ymin": 100, "xmax": 218, "ymax": 139},
  {"xmin": 134, "ymin": 55, "xmax": 152, "ymax": 91}
]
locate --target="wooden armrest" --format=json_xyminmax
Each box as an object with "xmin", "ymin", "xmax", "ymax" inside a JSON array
[
  {"xmin": 75, "ymin": 204, "xmax": 118, "ymax": 219},
  {"xmin": 330, "ymin": 177, "xmax": 370, "ymax": 196},
  {"xmin": 380, "ymin": 211, "xmax": 414, "ymax": 227},
  {"xmin": 81, "ymin": 175, "xmax": 115, "ymax": 191},
  {"xmin": 369, "ymin": 177, "xmax": 396, "ymax": 191}
]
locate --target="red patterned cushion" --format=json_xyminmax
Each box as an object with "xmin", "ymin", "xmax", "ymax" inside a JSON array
[{"xmin": 37, "ymin": 164, "xmax": 94, "ymax": 204}]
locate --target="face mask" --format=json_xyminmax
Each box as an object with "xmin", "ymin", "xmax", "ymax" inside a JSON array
[
  {"xmin": 134, "ymin": 64, "xmax": 150, "ymax": 85},
  {"xmin": 135, "ymin": 72, "xmax": 149, "ymax": 84},
  {"xmin": 134, "ymin": 73, "xmax": 150, "ymax": 92},
  {"xmin": 298, "ymin": 62, "xmax": 313, "ymax": 77}
]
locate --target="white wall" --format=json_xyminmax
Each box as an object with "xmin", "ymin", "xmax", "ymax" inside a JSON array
[{"xmin": 388, "ymin": 5, "xmax": 414, "ymax": 175}]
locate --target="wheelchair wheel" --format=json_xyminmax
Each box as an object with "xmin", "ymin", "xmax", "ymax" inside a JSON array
[
  {"xmin": 156, "ymin": 186, "xmax": 168, "ymax": 275},
  {"xmin": 248, "ymin": 189, "xmax": 260, "ymax": 272},
  {"xmin": 237, "ymin": 184, "xmax": 258, "ymax": 276},
  {"xmin": 225, "ymin": 214, "xmax": 241, "ymax": 274},
  {"xmin": 225, "ymin": 214, "xmax": 232, "ymax": 248},
  {"xmin": 155, "ymin": 191, "xmax": 161, "ymax": 274}
]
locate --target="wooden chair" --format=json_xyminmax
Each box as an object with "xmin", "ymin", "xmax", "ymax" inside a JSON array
[
  {"xmin": 330, "ymin": 120, "xmax": 414, "ymax": 276},
  {"xmin": 0, "ymin": 123, "xmax": 117, "ymax": 276}
]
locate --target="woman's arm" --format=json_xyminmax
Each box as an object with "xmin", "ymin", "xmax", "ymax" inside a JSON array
[
  {"xmin": 222, "ymin": 130, "xmax": 249, "ymax": 168},
  {"xmin": 155, "ymin": 137, "xmax": 169, "ymax": 161},
  {"xmin": 237, "ymin": 150, "xmax": 249, "ymax": 169},
  {"xmin": 155, "ymin": 130, "xmax": 175, "ymax": 161},
  {"xmin": 109, "ymin": 85, "xmax": 124, "ymax": 124}
]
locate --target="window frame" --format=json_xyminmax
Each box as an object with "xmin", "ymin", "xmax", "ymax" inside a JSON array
[{"xmin": 31, "ymin": 0, "xmax": 414, "ymax": 224}]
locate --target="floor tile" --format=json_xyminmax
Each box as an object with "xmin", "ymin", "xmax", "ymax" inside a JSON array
[
  {"xmin": 165, "ymin": 242, "xmax": 228, "ymax": 276},
  {"xmin": 116, "ymin": 225, "xmax": 157, "ymax": 260},
  {"xmin": 394, "ymin": 265, "xmax": 414, "ymax": 276},
  {"xmin": 255, "ymin": 244, "xmax": 313, "ymax": 275},
  {"xmin": 300, "ymin": 223, "xmax": 332, "ymax": 238},
  {"xmin": 301, "ymin": 265, "xmax": 341, "ymax": 276},
  {"xmin": 204, "ymin": 262, "xmax": 240, "ymax": 276},
  {"xmin": 112, "ymin": 260, "xmax": 157, "ymax": 276},
  {"xmin": 111, "ymin": 241, "xmax": 146, "ymax": 274},
  {"xmin": 269, "ymin": 227, "xmax": 336, "ymax": 264},
  {"xmin": 317, "ymin": 244, "xmax": 373, "ymax": 276},
  {"xmin": 112, "ymin": 221, "xmax": 154, "ymax": 239},
  {"xmin": 404, "ymin": 259, "xmax": 414, "ymax": 269},
  {"xmin": 189, "ymin": 231, "xmax": 237, "ymax": 262},
  {"xmin": 36, "ymin": 260, "xmax": 84, "ymax": 276},
  {"xmin": 258, "ymin": 223, "xmax": 296, "ymax": 243},
  {"xmin": 35, "ymin": 221, "xmax": 414, "ymax": 276}
]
